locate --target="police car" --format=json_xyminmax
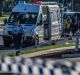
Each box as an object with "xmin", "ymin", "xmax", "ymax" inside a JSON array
[{"xmin": 3, "ymin": 1, "xmax": 42, "ymax": 47}]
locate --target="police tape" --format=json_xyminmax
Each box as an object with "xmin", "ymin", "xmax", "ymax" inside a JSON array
[{"xmin": 0, "ymin": 56, "xmax": 80, "ymax": 75}]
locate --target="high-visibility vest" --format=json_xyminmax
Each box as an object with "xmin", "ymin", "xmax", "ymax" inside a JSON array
[{"xmin": 65, "ymin": 21, "xmax": 70, "ymax": 29}]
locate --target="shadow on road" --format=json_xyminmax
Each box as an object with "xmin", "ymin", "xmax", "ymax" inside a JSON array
[{"xmin": 0, "ymin": 45, "xmax": 14, "ymax": 50}]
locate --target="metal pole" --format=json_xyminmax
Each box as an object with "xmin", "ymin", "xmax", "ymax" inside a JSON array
[
  {"xmin": 63, "ymin": 0, "xmax": 64, "ymax": 7},
  {"xmin": 75, "ymin": 32, "xmax": 79, "ymax": 52},
  {"xmin": 72, "ymin": 0, "xmax": 73, "ymax": 10},
  {"xmin": 60, "ymin": 5, "xmax": 64, "ymax": 37}
]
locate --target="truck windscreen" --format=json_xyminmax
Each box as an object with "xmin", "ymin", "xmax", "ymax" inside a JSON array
[{"xmin": 8, "ymin": 12, "xmax": 38, "ymax": 25}]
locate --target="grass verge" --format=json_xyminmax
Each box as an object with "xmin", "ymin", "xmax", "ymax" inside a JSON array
[
  {"xmin": 0, "ymin": 17, "xmax": 8, "ymax": 22},
  {"xmin": 0, "ymin": 12, "xmax": 9, "ymax": 22},
  {"xmin": 4, "ymin": 43, "xmax": 75, "ymax": 56},
  {"xmin": 0, "ymin": 26, "xmax": 3, "ymax": 29}
]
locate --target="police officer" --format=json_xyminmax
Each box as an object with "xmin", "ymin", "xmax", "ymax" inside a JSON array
[
  {"xmin": 65, "ymin": 16, "xmax": 71, "ymax": 37},
  {"xmin": 71, "ymin": 16, "xmax": 75, "ymax": 36},
  {"xmin": 78, "ymin": 16, "xmax": 80, "ymax": 31},
  {"xmin": 12, "ymin": 19, "xmax": 23, "ymax": 50}
]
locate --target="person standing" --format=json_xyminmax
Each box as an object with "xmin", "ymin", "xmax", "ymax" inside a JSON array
[
  {"xmin": 70, "ymin": 16, "xmax": 75, "ymax": 36},
  {"xmin": 65, "ymin": 16, "xmax": 71, "ymax": 37},
  {"xmin": 12, "ymin": 19, "xmax": 23, "ymax": 50},
  {"xmin": 74, "ymin": 15, "xmax": 78, "ymax": 34},
  {"xmin": 78, "ymin": 16, "xmax": 80, "ymax": 31}
]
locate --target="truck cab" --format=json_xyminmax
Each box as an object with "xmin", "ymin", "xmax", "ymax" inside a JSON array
[{"xmin": 3, "ymin": 1, "xmax": 42, "ymax": 47}]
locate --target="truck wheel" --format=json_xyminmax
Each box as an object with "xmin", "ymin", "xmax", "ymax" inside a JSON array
[
  {"xmin": 3, "ymin": 36, "xmax": 11, "ymax": 47},
  {"xmin": 34, "ymin": 35, "xmax": 39, "ymax": 45}
]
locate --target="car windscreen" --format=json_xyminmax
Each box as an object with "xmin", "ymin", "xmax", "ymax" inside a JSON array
[{"xmin": 8, "ymin": 12, "xmax": 38, "ymax": 25}]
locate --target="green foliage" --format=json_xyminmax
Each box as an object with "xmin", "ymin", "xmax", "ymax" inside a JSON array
[
  {"xmin": 0, "ymin": 0, "xmax": 3, "ymax": 16},
  {"xmin": 26, "ymin": 0, "xmax": 40, "ymax": 3},
  {"xmin": 0, "ymin": 14, "xmax": 9, "ymax": 22}
]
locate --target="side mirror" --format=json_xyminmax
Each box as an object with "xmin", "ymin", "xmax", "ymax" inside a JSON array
[
  {"xmin": 38, "ymin": 20, "xmax": 42, "ymax": 26},
  {"xmin": 4, "ymin": 19, "xmax": 7, "ymax": 24}
]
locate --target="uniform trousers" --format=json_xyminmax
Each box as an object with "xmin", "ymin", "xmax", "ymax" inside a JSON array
[{"xmin": 13, "ymin": 33, "xmax": 22, "ymax": 49}]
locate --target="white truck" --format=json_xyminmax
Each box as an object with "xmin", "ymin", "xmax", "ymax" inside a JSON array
[
  {"xmin": 3, "ymin": 1, "xmax": 61, "ymax": 47},
  {"xmin": 41, "ymin": 2, "xmax": 61, "ymax": 40}
]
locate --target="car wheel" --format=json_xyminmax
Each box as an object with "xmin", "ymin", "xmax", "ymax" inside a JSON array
[{"xmin": 3, "ymin": 36, "xmax": 12, "ymax": 47}]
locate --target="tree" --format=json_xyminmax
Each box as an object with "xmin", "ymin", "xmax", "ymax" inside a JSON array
[
  {"xmin": 0, "ymin": 0, "xmax": 3, "ymax": 16},
  {"xmin": 26, "ymin": 0, "xmax": 37, "ymax": 3}
]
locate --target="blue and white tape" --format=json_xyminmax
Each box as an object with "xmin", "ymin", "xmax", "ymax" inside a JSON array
[{"xmin": 0, "ymin": 56, "xmax": 80, "ymax": 75}]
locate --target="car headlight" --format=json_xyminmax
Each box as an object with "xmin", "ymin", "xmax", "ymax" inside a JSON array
[{"xmin": 24, "ymin": 30, "xmax": 33, "ymax": 36}]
